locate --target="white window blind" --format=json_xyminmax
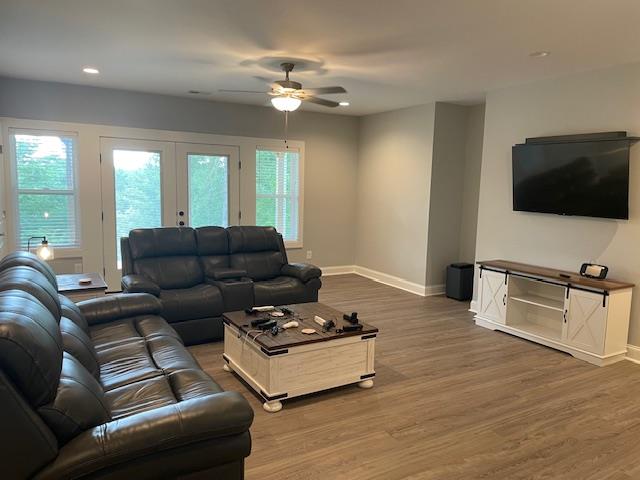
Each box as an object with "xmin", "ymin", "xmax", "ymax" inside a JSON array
[
  {"xmin": 256, "ymin": 148, "xmax": 300, "ymax": 242},
  {"xmin": 11, "ymin": 131, "xmax": 80, "ymax": 249}
]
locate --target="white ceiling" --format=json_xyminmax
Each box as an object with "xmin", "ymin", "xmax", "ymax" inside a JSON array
[{"xmin": 1, "ymin": 0, "xmax": 640, "ymax": 116}]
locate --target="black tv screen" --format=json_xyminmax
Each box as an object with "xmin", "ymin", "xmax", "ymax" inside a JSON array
[{"xmin": 512, "ymin": 139, "xmax": 630, "ymax": 220}]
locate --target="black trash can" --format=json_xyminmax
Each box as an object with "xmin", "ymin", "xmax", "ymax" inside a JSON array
[{"xmin": 446, "ymin": 263, "xmax": 474, "ymax": 301}]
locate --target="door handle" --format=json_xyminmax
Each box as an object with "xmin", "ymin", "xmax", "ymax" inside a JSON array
[
  {"xmin": 503, "ymin": 293, "xmax": 506, "ymax": 306},
  {"xmin": 563, "ymin": 310, "xmax": 567, "ymax": 323}
]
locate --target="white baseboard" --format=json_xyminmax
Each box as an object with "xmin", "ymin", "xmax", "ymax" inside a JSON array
[
  {"xmin": 626, "ymin": 344, "xmax": 640, "ymax": 364},
  {"xmin": 469, "ymin": 300, "xmax": 478, "ymax": 313},
  {"xmin": 320, "ymin": 264, "xmax": 446, "ymax": 297},
  {"xmin": 352, "ymin": 266, "xmax": 427, "ymax": 297},
  {"xmin": 320, "ymin": 265, "xmax": 356, "ymax": 276}
]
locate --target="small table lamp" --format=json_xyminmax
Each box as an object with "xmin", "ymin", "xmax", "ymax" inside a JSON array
[{"xmin": 27, "ymin": 236, "xmax": 55, "ymax": 261}]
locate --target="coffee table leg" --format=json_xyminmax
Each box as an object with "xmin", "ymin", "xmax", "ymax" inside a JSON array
[
  {"xmin": 358, "ymin": 379, "xmax": 374, "ymax": 389},
  {"xmin": 263, "ymin": 400, "xmax": 283, "ymax": 413},
  {"xmin": 223, "ymin": 363, "xmax": 233, "ymax": 372}
]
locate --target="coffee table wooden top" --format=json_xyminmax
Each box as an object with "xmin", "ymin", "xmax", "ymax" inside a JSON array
[{"xmin": 223, "ymin": 302, "xmax": 378, "ymax": 352}]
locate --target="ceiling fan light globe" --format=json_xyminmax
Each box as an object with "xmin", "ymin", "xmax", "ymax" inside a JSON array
[{"xmin": 271, "ymin": 96, "xmax": 301, "ymax": 112}]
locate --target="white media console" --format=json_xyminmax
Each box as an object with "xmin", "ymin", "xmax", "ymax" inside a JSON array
[{"xmin": 475, "ymin": 260, "xmax": 634, "ymax": 366}]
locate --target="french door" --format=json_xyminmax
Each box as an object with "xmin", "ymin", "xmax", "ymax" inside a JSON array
[{"xmin": 100, "ymin": 138, "xmax": 239, "ymax": 290}]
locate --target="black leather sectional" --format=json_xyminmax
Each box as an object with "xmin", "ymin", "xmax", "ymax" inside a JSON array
[
  {"xmin": 0, "ymin": 252, "xmax": 254, "ymax": 479},
  {"xmin": 121, "ymin": 225, "xmax": 322, "ymax": 344}
]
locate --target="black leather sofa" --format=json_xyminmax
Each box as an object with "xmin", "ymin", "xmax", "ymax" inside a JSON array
[
  {"xmin": 121, "ymin": 226, "xmax": 322, "ymax": 344},
  {"xmin": 0, "ymin": 252, "xmax": 254, "ymax": 480}
]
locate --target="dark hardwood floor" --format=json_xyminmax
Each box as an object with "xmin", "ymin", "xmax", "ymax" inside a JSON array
[{"xmin": 189, "ymin": 274, "xmax": 640, "ymax": 480}]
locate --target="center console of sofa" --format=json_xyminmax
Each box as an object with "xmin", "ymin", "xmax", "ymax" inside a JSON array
[{"xmin": 121, "ymin": 225, "xmax": 322, "ymax": 345}]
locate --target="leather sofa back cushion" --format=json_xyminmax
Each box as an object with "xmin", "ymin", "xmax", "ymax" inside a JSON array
[
  {"xmin": 0, "ymin": 251, "xmax": 59, "ymax": 289},
  {"xmin": 129, "ymin": 227, "xmax": 197, "ymax": 259},
  {"xmin": 230, "ymin": 251, "xmax": 285, "ymax": 281},
  {"xmin": 38, "ymin": 353, "xmax": 110, "ymax": 445},
  {"xmin": 196, "ymin": 226, "xmax": 229, "ymax": 255},
  {"xmin": 60, "ymin": 317, "xmax": 100, "ymax": 379},
  {"xmin": 0, "ymin": 290, "xmax": 63, "ymax": 407},
  {"xmin": 135, "ymin": 256, "xmax": 203, "ymax": 289},
  {"xmin": 227, "ymin": 226, "xmax": 281, "ymax": 253},
  {"xmin": 0, "ymin": 266, "xmax": 62, "ymax": 321}
]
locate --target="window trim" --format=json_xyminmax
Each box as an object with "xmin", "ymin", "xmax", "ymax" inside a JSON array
[
  {"xmin": 8, "ymin": 128, "xmax": 82, "ymax": 254},
  {"xmin": 256, "ymin": 145, "xmax": 304, "ymax": 249}
]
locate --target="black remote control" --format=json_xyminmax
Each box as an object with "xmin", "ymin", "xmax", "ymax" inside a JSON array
[{"xmin": 251, "ymin": 317, "xmax": 270, "ymax": 327}]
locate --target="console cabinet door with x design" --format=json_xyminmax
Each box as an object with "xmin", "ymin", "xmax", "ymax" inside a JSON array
[
  {"xmin": 564, "ymin": 289, "xmax": 607, "ymax": 354},
  {"xmin": 479, "ymin": 270, "xmax": 508, "ymax": 325}
]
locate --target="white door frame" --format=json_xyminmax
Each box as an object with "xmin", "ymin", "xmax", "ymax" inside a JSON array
[
  {"xmin": 175, "ymin": 143, "xmax": 240, "ymax": 227},
  {"xmin": 100, "ymin": 137, "xmax": 176, "ymax": 289},
  {"xmin": 0, "ymin": 123, "xmax": 5, "ymax": 257}
]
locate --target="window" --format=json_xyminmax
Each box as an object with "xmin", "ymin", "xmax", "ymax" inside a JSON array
[
  {"xmin": 10, "ymin": 130, "xmax": 80, "ymax": 249},
  {"xmin": 256, "ymin": 148, "xmax": 302, "ymax": 244},
  {"xmin": 188, "ymin": 154, "xmax": 229, "ymax": 228}
]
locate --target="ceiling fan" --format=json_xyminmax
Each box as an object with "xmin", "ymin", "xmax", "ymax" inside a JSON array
[{"xmin": 220, "ymin": 62, "xmax": 347, "ymax": 112}]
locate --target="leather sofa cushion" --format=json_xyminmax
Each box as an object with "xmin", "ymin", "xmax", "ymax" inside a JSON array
[
  {"xmin": 0, "ymin": 266, "xmax": 62, "ymax": 321},
  {"xmin": 128, "ymin": 227, "xmax": 197, "ymax": 259},
  {"xmin": 230, "ymin": 251, "xmax": 285, "ymax": 281},
  {"xmin": 97, "ymin": 334, "xmax": 199, "ymax": 391},
  {"xmin": 0, "ymin": 251, "xmax": 59, "ymax": 289},
  {"xmin": 60, "ymin": 317, "xmax": 100, "ymax": 379},
  {"xmin": 146, "ymin": 336, "xmax": 200, "ymax": 372},
  {"xmin": 254, "ymin": 276, "xmax": 309, "ymax": 306},
  {"xmin": 227, "ymin": 225, "xmax": 281, "ymax": 253},
  {"xmin": 89, "ymin": 315, "xmax": 180, "ymax": 351},
  {"xmin": 106, "ymin": 375, "xmax": 176, "ymax": 419},
  {"xmin": 98, "ymin": 339, "xmax": 162, "ymax": 391},
  {"xmin": 0, "ymin": 290, "xmax": 63, "ymax": 407},
  {"xmin": 196, "ymin": 226, "xmax": 229, "ymax": 255},
  {"xmin": 159, "ymin": 284, "xmax": 224, "ymax": 322},
  {"xmin": 59, "ymin": 295, "xmax": 89, "ymax": 332},
  {"xmin": 106, "ymin": 369, "xmax": 222, "ymax": 420},
  {"xmin": 134, "ymin": 256, "xmax": 203, "ymax": 289},
  {"xmin": 38, "ymin": 353, "xmax": 110, "ymax": 445}
]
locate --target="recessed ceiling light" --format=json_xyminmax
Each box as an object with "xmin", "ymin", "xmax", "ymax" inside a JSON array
[
  {"xmin": 529, "ymin": 51, "xmax": 550, "ymax": 58},
  {"xmin": 82, "ymin": 67, "xmax": 100, "ymax": 74},
  {"xmin": 339, "ymin": 101, "xmax": 350, "ymax": 106}
]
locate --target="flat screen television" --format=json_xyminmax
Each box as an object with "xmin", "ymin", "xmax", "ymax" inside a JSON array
[{"xmin": 512, "ymin": 139, "xmax": 630, "ymax": 220}]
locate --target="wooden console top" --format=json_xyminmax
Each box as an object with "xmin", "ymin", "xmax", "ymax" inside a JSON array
[{"xmin": 478, "ymin": 259, "xmax": 634, "ymax": 292}]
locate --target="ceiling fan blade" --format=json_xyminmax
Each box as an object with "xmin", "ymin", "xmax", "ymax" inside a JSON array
[
  {"xmin": 303, "ymin": 96, "xmax": 340, "ymax": 108},
  {"xmin": 219, "ymin": 89, "xmax": 268, "ymax": 94},
  {"xmin": 299, "ymin": 86, "xmax": 347, "ymax": 95}
]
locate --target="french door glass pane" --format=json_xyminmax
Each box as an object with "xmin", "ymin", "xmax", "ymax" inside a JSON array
[
  {"xmin": 188, "ymin": 154, "xmax": 228, "ymax": 227},
  {"xmin": 114, "ymin": 149, "xmax": 162, "ymax": 268}
]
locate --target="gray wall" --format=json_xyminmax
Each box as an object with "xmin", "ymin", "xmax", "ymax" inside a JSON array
[
  {"xmin": 426, "ymin": 103, "xmax": 470, "ymax": 287},
  {"xmin": 355, "ymin": 104, "xmax": 436, "ymax": 285},
  {"xmin": 458, "ymin": 104, "xmax": 485, "ymax": 264},
  {"xmin": 475, "ymin": 62, "xmax": 640, "ymax": 346},
  {"xmin": 0, "ymin": 76, "xmax": 359, "ymax": 268}
]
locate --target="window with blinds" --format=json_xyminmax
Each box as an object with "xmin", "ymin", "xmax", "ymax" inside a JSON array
[
  {"xmin": 11, "ymin": 131, "xmax": 80, "ymax": 249},
  {"xmin": 256, "ymin": 148, "xmax": 301, "ymax": 242}
]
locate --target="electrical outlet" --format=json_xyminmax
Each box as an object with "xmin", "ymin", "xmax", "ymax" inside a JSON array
[
  {"xmin": 74, "ymin": 263, "xmax": 83, "ymax": 273},
  {"xmin": 306, "ymin": 250, "xmax": 313, "ymax": 260}
]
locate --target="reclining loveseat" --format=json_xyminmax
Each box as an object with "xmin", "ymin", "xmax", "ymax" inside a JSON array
[{"xmin": 121, "ymin": 225, "xmax": 322, "ymax": 344}]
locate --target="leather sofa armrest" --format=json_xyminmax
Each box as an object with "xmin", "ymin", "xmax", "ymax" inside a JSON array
[
  {"xmin": 33, "ymin": 392, "xmax": 254, "ymax": 480},
  {"xmin": 281, "ymin": 263, "xmax": 322, "ymax": 283},
  {"xmin": 77, "ymin": 293, "xmax": 162, "ymax": 326},
  {"xmin": 121, "ymin": 274, "xmax": 161, "ymax": 296},
  {"xmin": 209, "ymin": 268, "xmax": 248, "ymax": 281}
]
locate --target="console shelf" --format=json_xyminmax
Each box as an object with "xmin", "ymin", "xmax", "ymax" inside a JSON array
[
  {"xmin": 475, "ymin": 259, "xmax": 634, "ymax": 366},
  {"xmin": 509, "ymin": 294, "xmax": 564, "ymax": 312}
]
